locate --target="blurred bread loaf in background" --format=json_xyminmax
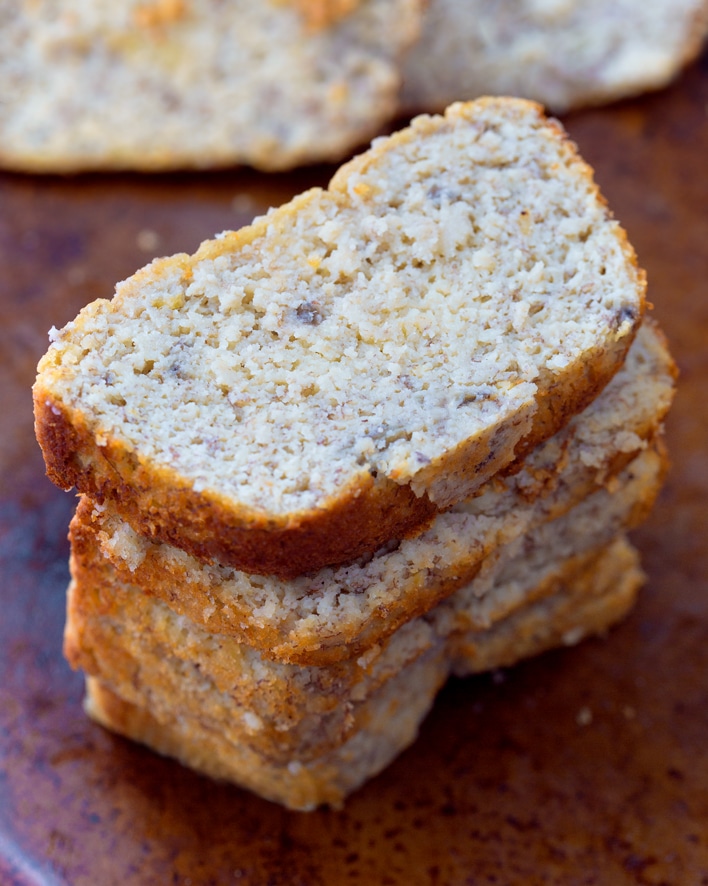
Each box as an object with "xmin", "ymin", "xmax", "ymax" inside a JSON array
[
  {"xmin": 1, "ymin": 0, "xmax": 706, "ymax": 172},
  {"xmin": 401, "ymin": 0, "xmax": 708, "ymax": 115}
]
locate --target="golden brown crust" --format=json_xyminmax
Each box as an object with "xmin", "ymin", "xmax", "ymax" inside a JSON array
[
  {"xmin": 82, "ymin": 649, "xmax": 445, "ymax": 812},
  {"xmin": 37, "ymin": 389, "xmax": 440, "ymax": 579},
  {"xmin": 448, "ymin": 537, "xmax": 643, "ymax": 674},
  {"xmin": 66, "ymin": 565, "xmax": 425, "ymax": 762},
  {"xmin": 133, "ymin": 0, "xmax": 188, "ymax": 29},
  {"xmin": 68, "ymin": 495, "xmax": 443, "ymax": 663},
  {"xmin": 286, "ymin": 0, "xmax": 364, "ymax": 30}
]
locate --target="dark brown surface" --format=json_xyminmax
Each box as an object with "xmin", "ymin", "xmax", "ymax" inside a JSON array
[{"xmin": 2, "ymin": 52, "xmax": 708, "ymax": 885}]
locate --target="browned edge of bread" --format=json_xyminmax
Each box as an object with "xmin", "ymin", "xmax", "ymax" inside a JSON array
[
  {"xmin": 35, "ymin": 323, "xmax": 638, "ymax": 580},
  {"xmin": 64, "ymin": 539, "xmax": 639, "ymax": 765}
]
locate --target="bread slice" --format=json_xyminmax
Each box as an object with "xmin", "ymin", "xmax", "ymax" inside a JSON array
[
  {"xmin": 81, "ymin": 536, "xmax": 643, "ymax": 811},
  {"xmin": 34, "ymin": 98, "xmax": 646, "ymax": 577},
  {"xmin": 0, "ymin": 0, "xmax": 423, "ymax": 173},
  {"xmin": 72, "ymin": 323, "xmax": 674, "ymax": 663},
  {"xmin": 401, "ymin": 0, "xmax": 708, "ymax": 115},
  {"xmin": 65, "ymin": 442, "xmax": 664, "ymax": 763}
]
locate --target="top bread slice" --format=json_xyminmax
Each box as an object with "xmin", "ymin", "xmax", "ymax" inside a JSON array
[
  {"xmin": 34, "ymin": 98, "xmax": 646, "ymax": 577},
  {"xmin": 400, "ymin": 0, "xmax": 708, "ymax": 115},
  {"xmin": 0, "ymin": 0, "xmax": 422, "ymax": 173}
]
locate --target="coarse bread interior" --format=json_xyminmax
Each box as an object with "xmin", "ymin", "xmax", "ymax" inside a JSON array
[
  {"xmin": 65, "ymin": 442, "xmax": 664, "ymax": 764},
  {"xmin": 77, "ymin": 438, "xmax": 665, "ymax": 665}
]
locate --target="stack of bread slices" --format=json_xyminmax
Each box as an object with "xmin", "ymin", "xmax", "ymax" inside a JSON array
[{"xmin": 34, "ymin": 98, "xmax": 675, "ymax": 811}]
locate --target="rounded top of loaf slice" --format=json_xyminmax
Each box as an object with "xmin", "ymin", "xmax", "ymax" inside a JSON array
[{"xmin": 34, "ymin": 97, "xmax": 646, "ymax": 576}]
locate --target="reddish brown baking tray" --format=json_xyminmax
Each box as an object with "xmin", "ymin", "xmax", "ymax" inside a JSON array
[{"xmin": 1, "ymin": 52, "xmax": 707, "ymax": 885}]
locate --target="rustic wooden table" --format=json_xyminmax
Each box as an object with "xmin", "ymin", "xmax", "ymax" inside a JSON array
[{"xmin": 1, "ymin": 52, "xmax": 707, "ymax": 885}]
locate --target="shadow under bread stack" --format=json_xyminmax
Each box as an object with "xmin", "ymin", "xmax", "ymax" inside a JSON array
[{"xmin": 33, "ymin": 98, "xmax": 676, "ymax": 810}]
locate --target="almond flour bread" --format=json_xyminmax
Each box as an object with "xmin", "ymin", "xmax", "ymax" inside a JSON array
[
  {"xmin": 34, "ymin": 98, "xmax": 646, "ymax": 578},
  {"xmin": 448, "ymin": 535, "xmax": 644, "ymax": 677},
  {"xmin": 0, "ymin": 0, "xmax": 423, "ymax": 172},
  {"xmin": 74, "ymin": 323, "xmax": 674, "ymax": 664},
  {"xmin": 80, "ymin": 536, "xmax": 643, "ymax": 811},
  {"xmin": 400, "ymin": 0, "xmax": 708, "ymax": 115},
  {"xmin": 65, "ymin": 443, "xmax": 664, "ymax": 763}
]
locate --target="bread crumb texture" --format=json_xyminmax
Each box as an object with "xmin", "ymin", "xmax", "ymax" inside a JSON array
[
  {"xmin": 68, "ymin": 477, "xmax": 648, "ymax": 762},
  {"xmin": 36, "ymin": 99, "xmax": 645, "ymax": 558}
]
